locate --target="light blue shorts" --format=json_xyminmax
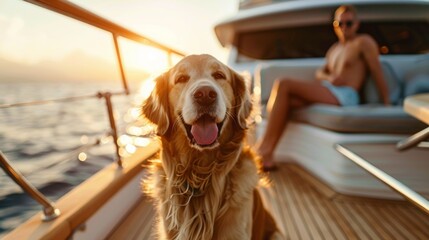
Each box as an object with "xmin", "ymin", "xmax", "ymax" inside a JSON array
[{"xmin": 322, "ymin": 81, "xmax": 359, "ymax": 106}]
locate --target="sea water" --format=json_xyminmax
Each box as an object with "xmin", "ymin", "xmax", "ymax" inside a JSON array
[{"xmin": 0, "ymin": 80, "xmax": 140, "ymax": 236}]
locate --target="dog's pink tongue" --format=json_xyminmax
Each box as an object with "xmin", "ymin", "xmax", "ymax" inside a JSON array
[{"xmin": 190, "ymin": 115, "xmax": 218, "ymax": 145}]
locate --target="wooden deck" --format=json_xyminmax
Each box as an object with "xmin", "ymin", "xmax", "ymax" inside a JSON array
[{"xmin": 108, "ymin": 163, "xmax": 429, "ymax": 239}]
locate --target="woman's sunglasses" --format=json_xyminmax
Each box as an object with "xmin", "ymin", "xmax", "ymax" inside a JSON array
[{"xmin": 333, "ymin": 20, "xmax": 354, "ymax": 28}]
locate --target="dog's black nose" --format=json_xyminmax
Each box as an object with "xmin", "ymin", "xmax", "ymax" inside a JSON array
[{"xmin": 193, "ymin": 86, "xmax": 217, "ymax": 105}]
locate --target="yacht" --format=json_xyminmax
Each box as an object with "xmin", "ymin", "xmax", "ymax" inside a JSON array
[{"xmin": 1, "ymin": 0, "xmax": 429, "ymax": 239}]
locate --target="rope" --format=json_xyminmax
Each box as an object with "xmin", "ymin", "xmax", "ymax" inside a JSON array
[{"xmin": 0, "ymin": 90, "xmax": 127, "ymax": 109}]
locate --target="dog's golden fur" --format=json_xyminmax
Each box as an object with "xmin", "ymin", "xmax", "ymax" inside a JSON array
[{"xmin": 142, "ymin": 54, "xmax": 280, "ymax": 239}]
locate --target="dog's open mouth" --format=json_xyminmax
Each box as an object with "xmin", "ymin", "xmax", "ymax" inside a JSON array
[{"xmin": 182, "ymin": 114, "xmax": 223, "ymax": 147}]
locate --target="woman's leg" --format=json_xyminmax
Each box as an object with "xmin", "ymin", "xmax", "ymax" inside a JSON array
[{"xmin": 256, "ymin": 78, "xmax": 339, "ymax": 170}]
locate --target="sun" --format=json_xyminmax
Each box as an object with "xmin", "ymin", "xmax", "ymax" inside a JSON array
[
  {"xmin": 134, "ymin": 45, "xmax": 169, "ymax": 72},
  {"xmin": 120, "ymin": 37, "xmax": 169, "ymax": 73}
]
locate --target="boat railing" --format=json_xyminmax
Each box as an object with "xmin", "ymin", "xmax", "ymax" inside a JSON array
[
  {"xmin": 0, "ymin": 90, "xmax": 126, "ymax": 165},
  {"xmin": 0, "ymin": 0, "xmax": 184, "ymax": 222},
  {"xmin": 0, "ymin": 151, "xmax": 61, "ymax": 221},
  {"xmin": 0, "ymin": 90, "xmax": 127, "ymax": 221}
]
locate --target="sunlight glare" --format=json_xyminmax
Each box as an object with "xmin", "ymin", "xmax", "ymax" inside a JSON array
[
  {"xmin": 80, "ymin": 135, "xmax": 89, "ymax": 144},
  {"xmin": 118, "ymin": 134, "xmax": 132, "ymax": 146},
  {"xmin": 253, "ymin": 86, "xmax": 261, "ymax": 95},
  {"xmin": 136, "ymin": 77, "xmax": 156, "ymax": 101},
  {"xmin": 129, "ymin": 107, "xmax": 142, "ymax": 120},
  {"xmin": 125, "ymin": 144, "xmax": 137, "ymax": 154},
  {"xmin": 134, "ymin": 137, "xmax": 151, "ymax": 147},
  {"xmin": 119, "ymin": 148, "xmax": 128, "ymax": 157},
  {"xmin": 101, "ymin": 135, "xmax": 112, "ymax": 144},
  {"xmin": 78, "ymin": 152, "xmax": 87, "ymax": 162},
  {"xmin": 123, "ymin": 107, "xmax": 141, "ymax": 122},
  {"xmin": 135, "ymin": 46, "xmax": 169, "ymax": 72},
  {"xmin": 119, "ymin": 37, "xmax": 169, "ymax": 72},
  {"xmin": 127, "ymin": 125, "xmax": 143, "ymax": 136},
  {"xmin": 129, "ymin": 123, "xmax": 156, "ymax": 137}
]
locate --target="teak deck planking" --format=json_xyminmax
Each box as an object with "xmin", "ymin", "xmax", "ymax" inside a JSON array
[{"xmin": 108, "ymin": 163, "xmax": 429, "ymax": 240}]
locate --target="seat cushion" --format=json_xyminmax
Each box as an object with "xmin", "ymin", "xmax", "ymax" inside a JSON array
[
  {"xmin": 255, "ymin": 61, "xmax": 322, "ymax": 104},
  {"xmin": 360, "ymin": 61, "xmax": 402, "ymax": 105},
  {"xmin": 405, "ymin": 74, "xmax": 429, "ymax": 97},
  {"xmin": 291, "ymin": 104, "xmax": 426, "ymax": 134},
  {"xmin": 403, "ymin": 58, "xmax": 429, "ymax": 97}
]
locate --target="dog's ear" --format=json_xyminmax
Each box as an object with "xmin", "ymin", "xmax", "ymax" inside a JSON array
[
  {"xmin": 231, "ymin": 69, "xmax": 252, "ymax": 129},
  {"xmin": 142, "ymin": 72, "xmax": 170, "ymax": 136}
]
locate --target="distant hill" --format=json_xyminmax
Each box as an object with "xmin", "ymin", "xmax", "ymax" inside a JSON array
[{"xmin": 0, "ymin": 51, "xmax": 149, "ymax": 84}]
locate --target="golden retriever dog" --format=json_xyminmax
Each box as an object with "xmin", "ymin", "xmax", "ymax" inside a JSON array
[{"xmin": 142, "ymin": 54, "xmax": 281, "ymax": 239}]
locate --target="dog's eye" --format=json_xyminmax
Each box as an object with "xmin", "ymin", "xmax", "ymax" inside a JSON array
[
  {"xmin": 175, "ymin": 75, "xmax": 189, "ymax": 84},
  {"xmin": 212, "ymin": 71, "xmax": 226, "ymax": 80}
]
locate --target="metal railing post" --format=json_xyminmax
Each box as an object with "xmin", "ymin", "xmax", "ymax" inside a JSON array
[
  {"xmin": 0, "ymin": 151, "xmax": 61, "ymax": 221},
  {"xmin": 113, "ymin": 34, "xmax": 129, "ymax": 95},
  {"xmin": 99, "ymin": 92, "xmax": 122, "ymax": 167},
  {"xmin": 168, "ymin": 50, "xmax": 173, "ymax": 67}
]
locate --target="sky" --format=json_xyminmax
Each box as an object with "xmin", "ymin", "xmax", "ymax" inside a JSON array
[
  {"xmin": 71, "ymin": 0, "xmax": 239, "ymax": 62},
  {"xmin": 0, "ymin": 0, "xmax": 239, "ymax": 82}
]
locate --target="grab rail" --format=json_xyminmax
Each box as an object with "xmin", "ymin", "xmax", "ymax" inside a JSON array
[
  {"xmin": 0, "ymin": 151, "xmax": 61, "ymax": 221},
  {"xmin": 336, "ymin": 144, "xmax": 429, "ymax": 216}
]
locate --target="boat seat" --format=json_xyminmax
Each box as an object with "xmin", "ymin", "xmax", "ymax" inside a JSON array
[
  {"xmin": 291, "ymin": 104, "xmax": 426, "ymax": 134},
  {"xmin": 255, "ymin": 60, "xmax": 428, "ymax": 134}
]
